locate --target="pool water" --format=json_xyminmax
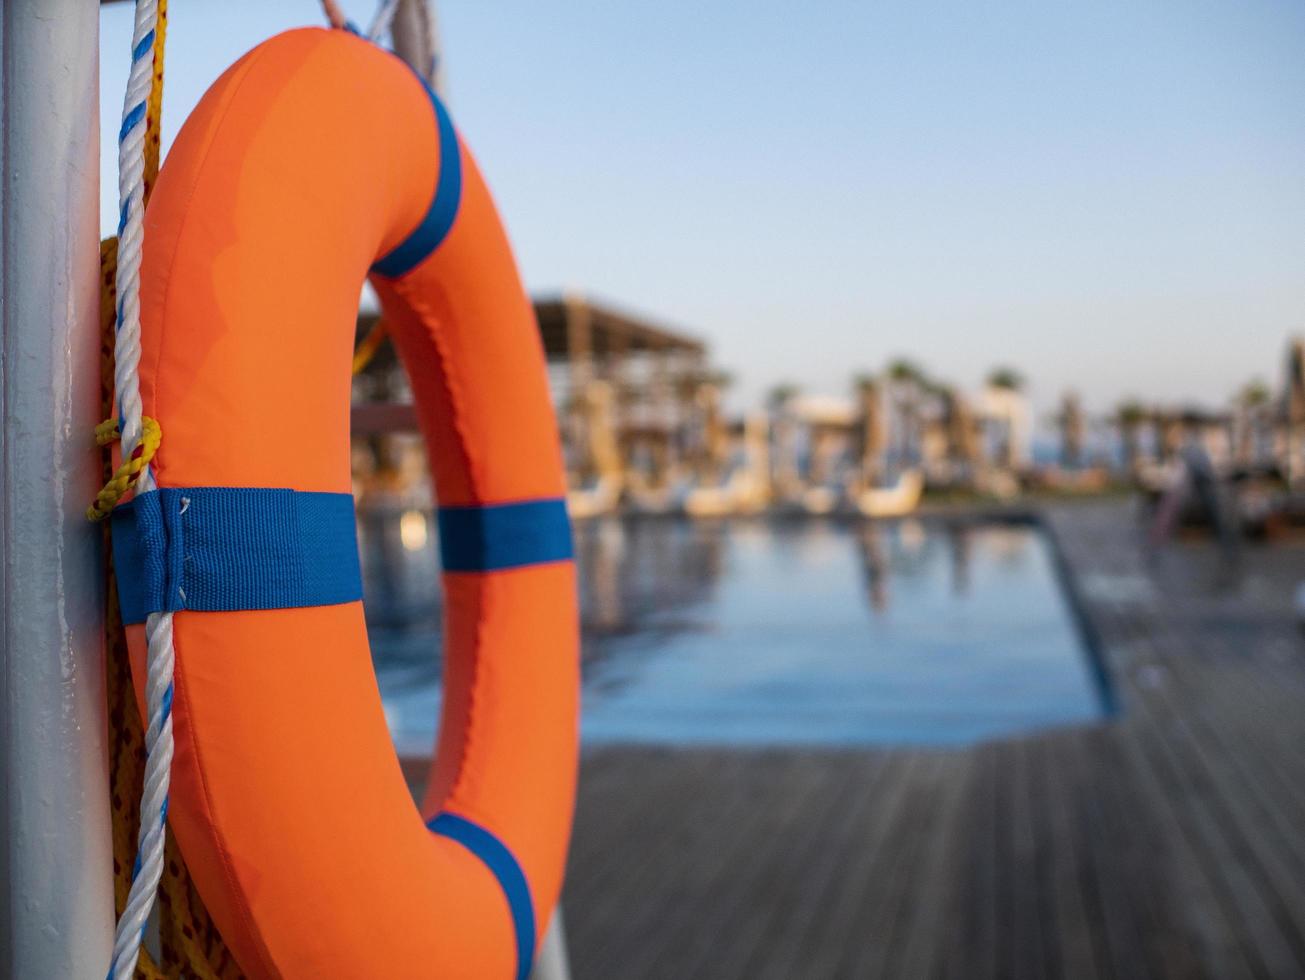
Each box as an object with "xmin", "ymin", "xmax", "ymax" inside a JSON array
[{"xmin": 363, "ymin": 514, "xmax": 1112, "ymax": 753}]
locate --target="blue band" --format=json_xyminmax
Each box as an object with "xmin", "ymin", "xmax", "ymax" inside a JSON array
[
  {"xmin": 428, "ymin": 812, "xmax": 535, "ymax": 980},
  {"xmin": 119, "ymin": 100, "xmax": 146, "ymax": 141},
  {"xmin": 371, "ymin": 73, "xmax": 462, "ymax": 278},
  {"xmin": 131, "ymin": 29, "xmax": 156, "ymax": 63},
  {"xmin": 438, "ymin": 499, "xmax": 573, "ymax": 573},
  {"xmin": 110, "ymin": 487, "xmax": 363, "ymax": 625}
]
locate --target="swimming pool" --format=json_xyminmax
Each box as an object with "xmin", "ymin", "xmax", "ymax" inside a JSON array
[{"xmin": 364, "ymin": 514, "xmax": 1113, "ymax": 752}]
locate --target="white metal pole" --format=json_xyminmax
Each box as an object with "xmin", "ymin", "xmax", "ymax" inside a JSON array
[
  {"xmin": 532, "ymin": 907, "xmax": 574, "ymax": 980},
  {"xmin": 1, "ymin": 1, "xmax": 114, "ymax": 977}
]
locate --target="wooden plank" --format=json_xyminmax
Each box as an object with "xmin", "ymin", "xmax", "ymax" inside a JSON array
[
  {"xmin": 1094, "ymin": 686, "xmax": 1258, "ymax": 979},
  {"xmin": 651, "ymin": 751, "xmax": 842, "ymax": 980},
  {"xmin": 842, "ymin": 752, "xmax": 954, "ymax": 979},
  {"xmin": 737, "ymin": 753, "xmax": 893, "ymax": 980},
  {"xmin": 1083, "ymin": 728, "xmax": 1207, "ymax": 980},
  {"xmin": 779, "ymin": 752, "xmax": 924, "ymax": 979},
  {"xmin": 950, "ymin": 742, "xmax": 1001, "ymax": 980},
  {"xmin": 1032, "ymin": 731, "xmax": 1109, "ymax": 980},
  {"xmin": 1004, "ymin": 736, "xmax": 1052, "ymax": 980},
  {"xmin": 884, "ymin": 752, "xmax": 972, "ymax": 980},
  {"xmin": 1047, "ymin": 730, "xmax": 1139, "ymax": 980},
  {"xmin": 1115, "ymin": 646, "xmax": 1302, "ymax": 977},
  {"xmin": 571, "ymin": 749, "xmax": 777, "ymax": 978},
  {"xmin": 1134, "ymin": 636, "xmax": 1305, "ymax": 969}
]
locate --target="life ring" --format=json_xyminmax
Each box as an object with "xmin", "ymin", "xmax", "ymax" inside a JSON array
[{"xmin": 111, "ymin": 27, "xmax": 578, "ymax": 979}]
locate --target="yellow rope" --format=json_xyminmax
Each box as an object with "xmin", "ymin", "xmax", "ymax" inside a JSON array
[
  {"xmin": 352, "ymin": 316, "xmax": 389, "ymax": 375},
  {"xmin": 86, "ymin": 416, "xmax": 162, "ymax": 522},
  {"xmin": 95, "ymin": 417, "xmax": 126, "ymax": 446},
  {"xmin": 143, "ymin": 0, "xmax": 167, "ymax": 203}
]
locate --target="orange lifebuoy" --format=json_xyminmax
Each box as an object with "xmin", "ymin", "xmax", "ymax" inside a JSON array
[{"xmin": 114, "ymin": 27, "xmax": 578, "ymax": 978}]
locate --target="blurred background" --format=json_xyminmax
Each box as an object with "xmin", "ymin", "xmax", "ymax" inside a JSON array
[{"xmin": 98, "ymin": 3, "xmax": 1305, "ymax": 978}]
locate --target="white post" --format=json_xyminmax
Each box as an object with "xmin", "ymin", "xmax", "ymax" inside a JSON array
[
  {"xmin": 532, "ymin": 907, "xmax": 574, "ymax": 980},
  {"xmin": 0, "ymin": 2, "xmax": 114, "ymax": 978}
]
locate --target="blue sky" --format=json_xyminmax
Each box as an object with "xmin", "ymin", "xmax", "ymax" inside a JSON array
[{"xmin": 100, "ymin": 1, "xmax": 1305, "ymax": 417}]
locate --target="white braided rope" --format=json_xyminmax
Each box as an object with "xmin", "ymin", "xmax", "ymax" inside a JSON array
[
  {"xmin": 113, "ymin": 0, "xmax": 155, "ymax": 469},
  {"xmin": 107, "ymin": 2, "xmax": 177, "ymax": 978}
]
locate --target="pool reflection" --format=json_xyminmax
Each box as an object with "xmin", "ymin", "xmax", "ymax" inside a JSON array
[{"xmin": 366, "ymin": 513, "xmax": 1111, "ymax": 752}]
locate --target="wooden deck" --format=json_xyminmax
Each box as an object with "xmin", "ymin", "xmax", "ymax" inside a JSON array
[{"xmin": 560, "ymin": 501, "xmax": 1305, "ymax": 979}]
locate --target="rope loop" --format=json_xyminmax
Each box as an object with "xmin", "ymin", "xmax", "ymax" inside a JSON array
[{"xmin": 87, "ymin": 416, "xmax": 162, "ymax": 522}]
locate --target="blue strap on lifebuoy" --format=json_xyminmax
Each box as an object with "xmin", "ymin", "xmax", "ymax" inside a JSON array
[
  {"xmin": 371, "ymin": 71, "xmax": 463, "ymax": 278},
  {"xmin": 427, "ymin": 811, "xmax": 536, "ymax": 980},
  {"xmin": 111, "ymin": 487, "xmax": 363, "ymax": 624},
  {"xmin": 438, "ymin": 499, "xmax": 573, "ymax": 572}
]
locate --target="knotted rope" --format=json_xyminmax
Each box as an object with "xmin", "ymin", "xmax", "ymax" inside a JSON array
[{"xmin": 87, "ymin": 417, "xmax": 162, "ymax": 522}]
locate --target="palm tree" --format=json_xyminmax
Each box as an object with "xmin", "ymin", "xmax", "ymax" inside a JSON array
[
  {"xmin": 1240, "ymin": 379, "xmax": 1271, "ymax": 406},
  {"xmin": 886, "ymin": 358, "xmax": 926, "ymax": 465},
  {"xmin": 766, "ymin": 382, "xmax": 801, "ymax": 497},
  {"xmin": 984, "ymin": 366, "xmax": 1026, "ymax": 471},
  {"xmin": 766, "ymin": 382, "xmax": 800, "ymax": 413},
  {"xmin": 1286, "ymin": 339, "xmax": 1305, "ymax": 487},
  {"xmin": 1235, "ymin": 379, "xmax": 1271, "ymax": 466},
  {"xmin": 1057, "ymin": 391, "xmax": 1086, "ymax": 469},
  {"xmin": 852, "ymin": 372, "xmax": 879, "ymax": 391},
  {"xmin": 887, "ymin": 359, "xmax": 924, "ymax": 385},
  {"xmin": 852, "ymin": 373, "xmax": 884, "ymax": 486},
  {"xmin": 938, "ymin": 383, "xmax": 979, "ymax": 483},
  {"xmin": 1113, "ymin": 399, "xmax": 1148, "ymax": 476},
  {"xmin": 986, "ymin": 366, "xmax": 1024, "ymax": 392}
]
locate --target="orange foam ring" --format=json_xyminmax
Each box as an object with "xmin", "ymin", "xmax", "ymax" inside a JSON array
[{"xmin": 125, "ymin": 28, "xmax": 578, "ymax": 978}]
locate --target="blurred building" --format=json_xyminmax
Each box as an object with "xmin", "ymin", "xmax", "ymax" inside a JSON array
[{"xmin": 351, "ymin": 294, "xmax": 729, "ymax": 513}]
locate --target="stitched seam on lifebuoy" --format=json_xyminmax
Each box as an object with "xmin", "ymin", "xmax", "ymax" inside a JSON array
[
  {"xmin": 398, "ymin": 279, "xmax": 482, "ymax": 490},
  {"xmin": 454, "ymin": 569, "xmax": 492, "ymax": 806},
  {"xmin": 391, "ymin": 276, "xmax": 486, "ymax": 807}
]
